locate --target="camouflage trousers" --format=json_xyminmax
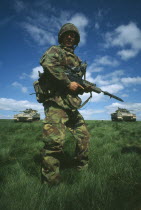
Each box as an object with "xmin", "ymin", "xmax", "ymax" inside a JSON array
[{"xmin": 41, "ymin": 102, "xmax": 90, "ymax": 185}]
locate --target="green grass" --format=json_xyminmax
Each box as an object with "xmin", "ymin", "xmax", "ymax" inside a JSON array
[{"xmin": 0, "ymin": 119, "xmax": 141, "ymax": 210}]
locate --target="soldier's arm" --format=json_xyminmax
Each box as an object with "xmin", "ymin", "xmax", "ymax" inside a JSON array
[{"xmin": 40, "ymin": 46, "xmax": 71, "ymax": 87}]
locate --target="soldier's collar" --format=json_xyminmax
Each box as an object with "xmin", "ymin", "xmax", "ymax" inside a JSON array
[{"xmin": 60, "ymin": 44, "xmax": 74, "ymax": 53}]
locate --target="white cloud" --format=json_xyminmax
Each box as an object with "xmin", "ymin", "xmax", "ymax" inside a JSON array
[
  {"xmin": 85, "ymin": 71, "xmax": 96, "ymax": 83},
  {"xmin": 81, "ymin": 69, "xmax": 141, "ymax": 104},
  {"xmin": 0, "ymin": 114, "xmax": 13, "ymax": 119},
  {"xmin": 0, "ymin": 98, "xmax": 106, "ymax": 120},
  {"xmin": 95, "ymin": 56, "xmax": 119, "ymax": 67},
  {"xmin": 92, "ymin": 75, "xmax": 110, "ymax": 86},
  {"xmin": 121, "ymin": 94, "xmax": 129, "ymax": 98},
  {"xmin": 22, "ymin": 3, "xmax": 89, "ymax": 47},
  {"xmin": 19, "ymin": 73, "xmax": 29, "ymax": 79},
  {"xmin": 117, "ymin": 49, "xmax": 138, "ymax": 60},
  {"xmin": 107, "ymin": 70, "xmax": 125, "ymax": 78},
  {"xmin": 95, "ymin": 22, "xmax": 100, "ymax": 30},
  {"xmin": 78, "ymin": 69, "xmax": 125, "ymax": 103},
  {"xmin": 23, "ymin": 23, "xmax": 56, "ymax": 46},
  {"xmin": 121, "ymin": 77, "xmax": 141, "ymax": 85},
  {"xmin": 94, "ymin": 9, "xmax": 104, "ymax": 31},
  {"xmin": 0, "ymin": 98, "xmax": 105, "ymax": 120},
  {"xmin": 12, "ymin": 82, "xmax": 28, "ymax": 93},
  {"xmin": 80, "ymin": 92, "xmax": 105, "ymax": 103},
  {"xmin": 100, "ymin": 84, "xmax": 124, "ymax": 94},
  {"xmin": 95, "ymin": 70, "xmax": 141, "ymax": 88},
  {"xmin": 105, "ymin": 22, "xmax": 141, "ymax": 60},
  {"xmin": 0, "ymin": 98, "xmax": 44, "ymax": 119},
  {"xmin": 92, "ymin": 70, "xmax": 124, "ymax": 86},
  {"xmin": 87, "ymin": 63, "xmax": 104, "ymax": 73},
  {"xmin": 68, "ymin": 13, "xmax": 89, "ymax": 45},
  {"xmin": 80, "ymin": 108, "xmax": 105, "ymax": 120},
  {"xmin": 30, "ymin": 66, "xmax": 43, "ymax": 80},
  {"xmin": 88, "ymin": 66, "xmax": 104, "ymax": 73},
  {"xmin": 20, "ymin": 66, "xmax": 43, "ymax": 80},
  {"xmin": 87, "ymin": 56, "xmax": 120, "ymax": 73},
  {"xmin": 0, "ymin": 98, "xmax": 43, "ymax": 111},
  {"xmin": 14, "ymin": 0, "xmax": 25, "ymax": 12}
]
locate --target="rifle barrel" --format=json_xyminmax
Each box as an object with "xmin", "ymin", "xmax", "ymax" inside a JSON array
[{"xmin": 103, "ymin": 91, "xmax": 124, "ymax": 102}]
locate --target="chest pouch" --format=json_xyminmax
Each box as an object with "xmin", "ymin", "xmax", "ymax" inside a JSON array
[{"xmin": 32, "ymin": 71, "xmax": 50, "ymax": 103}]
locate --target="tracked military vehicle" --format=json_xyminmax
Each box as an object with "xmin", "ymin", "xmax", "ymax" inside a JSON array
[
  {"xmin": 111, "ymin": 107, "xmax": 136, "ymax": 121},
  {"xmin": 14, "ymin": 109, "xmax": 40, "ymax": 122}
]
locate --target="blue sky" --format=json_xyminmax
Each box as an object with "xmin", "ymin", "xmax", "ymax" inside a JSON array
[{"xmin": 0, "ymin": 0, "xmax": 141, "ymax": 120}]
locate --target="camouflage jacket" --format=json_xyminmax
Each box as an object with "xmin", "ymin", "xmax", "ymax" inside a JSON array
[{"xmin": 40, "ymin": 44, "xmax": 82, "ymax": 110}]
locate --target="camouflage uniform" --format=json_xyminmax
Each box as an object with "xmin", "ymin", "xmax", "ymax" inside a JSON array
[{"xmin": 40, "ymin": 23, "xmax": 90, "ymax": 185}]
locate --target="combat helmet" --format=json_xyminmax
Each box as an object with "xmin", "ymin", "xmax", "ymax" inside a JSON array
[{"xmin": 58, "ymin": 23, "xmax": 80, "ymax": 45}]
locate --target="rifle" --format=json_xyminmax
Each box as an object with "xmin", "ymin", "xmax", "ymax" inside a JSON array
[{"xmin": 65, "ymin": 64, "xmax": 124, "ymax": 103}]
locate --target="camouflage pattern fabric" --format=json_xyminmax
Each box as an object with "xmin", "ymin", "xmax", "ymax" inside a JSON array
[
  {"xmin": 40, "ymin": 45, "xmax": 82, "ymax": 109},
  {"xmin": 40, "ymin": 43, "xmax": 90, "ymax": 185},
  {"xmin": 41, "ymin": 102, "xmax": 90, "ymax": 185}
]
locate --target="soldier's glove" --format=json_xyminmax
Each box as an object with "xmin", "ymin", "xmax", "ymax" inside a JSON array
[{"xmin": 67, "ymin": 82, "xmax": 84, "ymax": 92}]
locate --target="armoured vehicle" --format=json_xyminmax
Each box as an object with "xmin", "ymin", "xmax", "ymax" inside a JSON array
[
  {"xmin": 111, "ymin": 107, "xmax": 136, "ymax": 121},
  {"xmin": 14, "ymin": 109, "xmax": 40, "ymax": 122}
]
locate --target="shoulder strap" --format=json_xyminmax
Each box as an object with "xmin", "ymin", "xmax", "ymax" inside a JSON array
[{"xmin": 78, "ymin": 92, "xmax": 92, "ymax": 109}]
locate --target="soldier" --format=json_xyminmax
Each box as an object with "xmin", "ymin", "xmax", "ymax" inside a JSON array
[{"xmin": 40, "ymin": 23, "xmax": 90, "ymax": 185}]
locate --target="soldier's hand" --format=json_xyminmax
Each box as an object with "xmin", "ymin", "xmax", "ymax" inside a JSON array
[{"xmin": 68, "ymin": 82, "xmax": 84, "ymax": 92}]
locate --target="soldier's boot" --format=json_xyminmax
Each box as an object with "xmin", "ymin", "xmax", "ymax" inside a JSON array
[
  {"xmin": 41, "ymin": 155, "xmax": 61, "ymax": 186},
  {"xmin": 74, "ymin": 156, "xmax": 89, "ymax": 171}
]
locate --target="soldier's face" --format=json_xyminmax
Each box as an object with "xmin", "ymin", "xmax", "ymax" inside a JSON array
[{"xmin": 62, "ymin": 32, "xmax": 76, "ymax": 47}]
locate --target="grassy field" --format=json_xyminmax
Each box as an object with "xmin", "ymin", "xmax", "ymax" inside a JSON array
[{"xmin": 0, "ymin": 119, "xmax": 141, "ymax": 210}]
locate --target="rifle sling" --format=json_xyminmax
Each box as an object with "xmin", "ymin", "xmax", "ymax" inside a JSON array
[{"xmin": 78, "ymin": 92, "xmax": 92, "ymax": 109}]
